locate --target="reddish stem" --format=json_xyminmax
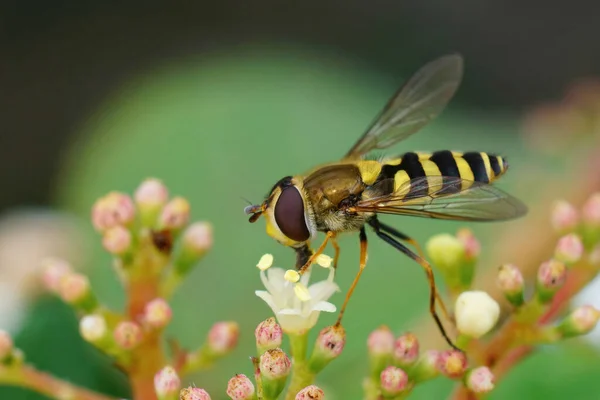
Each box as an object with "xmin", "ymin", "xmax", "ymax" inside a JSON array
[
  {"xmin": 126, "ymin": 276, "xmax": 165, "ymax": 400},
  {"xmin": 2, "ymin": 365, "xmax": 117, "ymax": 400}
]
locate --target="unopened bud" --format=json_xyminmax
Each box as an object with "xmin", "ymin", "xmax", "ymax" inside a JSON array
[
  {"xmin": 410, "ymin": 350, "xmax": 440, "ymax": 383},
  {"xmin": 557, "ymin": 305, "xmax": 600, "ymax": 338},
  {"xmin": 259, "ymin": 348, "xmax": 291, "ymax": 399},
  {"xmin": 255, "ymin": 317, "xmax": 283, "ymax": 354},
  {"xmin": 226, "ymin": 374, "xmax": 255, "ymax": 400},
  {"xmin": 207, "ymin": 321, "xmax": 239, "ymax": 356},
  {"xmin": 180, "ymin": 387, "xmax": 211, "ymax": 400},
  {"xmin": 456, "ymin": 228, "xmax": 480, "ymax": 261},
  {"xmin": 58, "ymin": 273, "xmax": 98, "ymax": 312},
  {"xmin": 582, "ymin": 193, "xmax": 600, "ymax": 226},
  {"xmin": 426, "ymin": 233, "xmax": 473, "ymax": 292},
  {"xmin": 79, "ymin": 314, "xmax": 108, "ymax": 343},
  {"xmin": 380, "ymin": 366, "xmax": 409, "ymax": 396},
  {"xmin": 159, "ymin": 197, "xmax": 190, "ymax": 230},
  {"xmin": 135, "ymin": 178, "xmax": 169, "ymax": 227},
  {"xmin": 173, "ymin": 222, "xmax": 213, "ymax": 277},
  {"xmin": 41, "ymin": 258, "xmax": 72, "ymax": 292},
  {"xmin": 144, "ymin": 298, "xmax": 172, "ymax": 329},
  {"xmin": 393, "ymin": 332, "xmax": 419, "ymax": 367},
  {"xmin": 91, "ymin": 192, "xmax": 135, "ymax": 232},
  {"xmin": 554, "ymin": 234, "xmax": 584, "ymax": 265},
  {"xmin": 437, "ymin": 349, "xmax": 468, "ymax": 378},
  {"xmin": 551, "ymin": 200, "xmax": 579, "ymax": 232},
  {"xmin": 367, "ymin": 325, "xmax": 395, "ymax": 378},
  {"xmin": 295, "ymin": 385, "xmax": 324, "ymax": 400},
  {"xmin": 367, "ymin": 325, "xmax": 395, "ymax": 357},
  {"xmin": 154, "ymin": 366, "xmax": 180, "ymax": 400},
  {"xmin": 455, "ymin": 291, "xmax": 500, "ymax": 338},
  {"xmin": 497, "ymin": 264, "xmax": 525, "ymax": 306},
  {"xmin": 465, "ymin": 366, "xmax": 494, "ymax": 394},
  {"xmin": 309, "ymin": 325, "xmax": 346, "ymax": 372},
  {"xmin": 536, "ymin": 259, "xmax": 567, "ymax": 303},
  {"xmin": 102, "ymin": 226, "xmax": 133, "ymax": 255},
  {"xmin": 113, "ymin": 321, "xmax": 143, "ymax": 350},
  {"xmin": 0, "ymin": 330, "xmax": 14, "ymax": 361}
]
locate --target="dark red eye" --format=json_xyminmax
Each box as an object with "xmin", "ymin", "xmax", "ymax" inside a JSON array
[{"xmin": 274, "ymin": 186, "xmax": 310, "ymax": 242}]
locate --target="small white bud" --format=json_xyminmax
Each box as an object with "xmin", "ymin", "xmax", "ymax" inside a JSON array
[{"xmin": 455, "ymin": 291, "xmax": 500, "ymax": 338}]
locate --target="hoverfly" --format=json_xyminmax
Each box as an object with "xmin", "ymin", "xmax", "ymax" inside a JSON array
[{"xmin": 244, "ymin": 54, "xmax": 527, "ymax": 349}]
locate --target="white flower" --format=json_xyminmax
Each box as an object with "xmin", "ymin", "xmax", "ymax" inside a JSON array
[
  {"xmin": 255, "ymin": 262, "xmax": 339, "ymax": 334},
  {"xmin": 455, "ymin": 291, "xmax": 500, "ymax": 338}
]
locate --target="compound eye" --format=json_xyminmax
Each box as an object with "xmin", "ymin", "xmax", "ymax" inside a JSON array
[{"xmin": 274, "ymin": 186, "xmax": 310, "ymax": 242}]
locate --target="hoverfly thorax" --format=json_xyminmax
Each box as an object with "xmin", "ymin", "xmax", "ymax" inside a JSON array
[{"xmin": 251, "ymin": 176, "xmax": 317, "ymax": 247}]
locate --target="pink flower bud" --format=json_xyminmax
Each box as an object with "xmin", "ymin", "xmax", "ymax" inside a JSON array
[
  {"xmin": 582, "ymin": 193, "xmax": 600, "ymax": 226},
  {"xmin": 437, "ymin": 349, "xmax": 468, "ymax": 378},
  {"xmin": 102, "ymin": 226, "xmax": 132, "ymax": 255},
  {"xmin": 367, "ymin": 325, "xmax": 395, "ymax": 357},
  {"xmin": 537, "ymin": 259, "xmax": 567, "ymax": 291},
  {"xmin": 456, "ymin": 228, "xmax": 480, "ymax": 260},
  {"xmin": 226, "ymin": 374, "xmax": 255, "ymax": 400},
  {"xmin": 259, "ymin": 348, "xmax": 291, "ymax": 380},
  {"xmin": 314, "ymin": 325, "xmax": 346, "ymax": 359},
  {"xmin": 113, "ymin": 321, "xmax": 143, "ymax": 350},
  {"xmin": 180, "ymin": 387, "xmax": 211, "ymax": 400},
  {"xmin": 380, "ymin": 366, "xmax": 409, "ymax": 396},
  {"xmin": 154, "ymin": 366, "xmax": 180, "ymax": 398},
  {"xmin": 79, "ymin": 314, "xmax": 107, "ymax": 343},
  {"xmin": 207, "ymin": 321, "xmax": 239, "ymax": 355},
  {"xmin": 255, "ymin": 317, "xmax": 283, "ymax": 353},
  {"xmin": 551, "ymin": 200, "xmax": 579, "ymax": 232},
  {"xmin": 58, "ymin": 273, "xmax": 90, "ymax": 304},
  {"xmin": 0, "ymin": 330, "xmax": 14, "ymax": 360},
  {"xmin": 183, "ymin": 222, "xmax": 213, "ymax": 255},
  {"xmin": 393, "ymin": 332, "xmax": 419, "ymax": 366},
  {"xmin": 144, "ymin": 298, "xmax": 172, "ymax": 329},
  {"xmin": 91, "ymin": 192, "xmax": 135, "ymax": 232},
  {"xmin": 159, "ymin": 197, "xmax": 190, "ymax": 230},
  {"xmin": 295, "ymin": 385, "xmax": 324, "ymax": 400},
  {"xmin": 135, "ymin": 178, "xmax": 169, "ymax": 208},
  {"xmin": 554, "ymin": 233, "xmax": 584, "ymax": 264},
  {"xmin": 466, "ymin": 366, "xmax": 495, "ymax": 393},
  {"xmin": 497, "ymin": 264, "xmax": 525, "ymax": 306},
  {"xmin": 41, "ymin": 257, "xmax": 72, "ymax": 292},
  {"xmin": 411, "ymin": 350, "xmax": 440, "ymax": 382},
  {"xmin": 559, "ymin": 305, "xmax": 600, "ymax": 337}
]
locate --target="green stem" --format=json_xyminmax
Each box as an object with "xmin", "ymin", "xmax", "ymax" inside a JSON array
[{"xmin": 284, "ymin": 333, "xmax": 314, "ymax": 400}]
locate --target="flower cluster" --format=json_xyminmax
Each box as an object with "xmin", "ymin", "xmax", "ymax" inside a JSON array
[{"xmin": 0, "ymin": 178, "xmax": 237, "ymax": 400}]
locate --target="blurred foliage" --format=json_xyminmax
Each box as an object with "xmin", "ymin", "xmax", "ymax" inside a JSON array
[{"xmin": 4, "ymin": 46, "xmax": 600, "ymax": 399}]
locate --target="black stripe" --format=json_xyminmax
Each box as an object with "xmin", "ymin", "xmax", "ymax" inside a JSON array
[
  {"xmin": 489, "ymin": 154, "xmax": 501, "ymax": 177},
  {"xmin": 376, "ymin": 152, "xmax": 427, "ymax": 198},
  {"xmin": 430, "ymin": 150, "xmax": 461, "ymax": 194},
  {"xmin": 462, "ymin": 152, "xmax": 489, "ymax": 183}
]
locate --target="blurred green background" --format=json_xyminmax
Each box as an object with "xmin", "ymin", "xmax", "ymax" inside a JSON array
[{"xmin": 2, "ymin": 2, "xmax": 600, "ymax": 399}]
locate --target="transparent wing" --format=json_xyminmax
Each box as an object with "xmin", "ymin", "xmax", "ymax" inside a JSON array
[
  {"xmin": 353, "ymin": 176, "xmax": 527, "ymax": 222},
  {"xmin": 344, "ymin": 54, "xmax": 464, "ymax": 160}
]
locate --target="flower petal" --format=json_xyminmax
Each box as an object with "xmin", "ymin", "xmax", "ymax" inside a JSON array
[
  {"xmin": 311, "ymin": 300, "xmax": 337, "ymax": 313},
  {"xmin": 308, "ymin": 280, "xmax": 340, "ymax": 303},
  {"xmin": 278, "ymin": 308, "xmax": 302, "ymax": 316},
  {"xmin": 255, "ymin": 290, "xmax": 279, "ymax": 313}
]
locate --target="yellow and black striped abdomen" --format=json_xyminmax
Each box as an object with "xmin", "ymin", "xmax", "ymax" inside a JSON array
[{"xmin": 373, "ymin": 150, "xmax": 508, "ymax": 196}]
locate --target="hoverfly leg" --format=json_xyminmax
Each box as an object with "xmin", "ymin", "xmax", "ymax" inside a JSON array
[
  {"xmin": 369, "ymin": 220, "xmax": 460, "ymax": 351},
  {"xmin": 372, "ymin": 220, "xmax": 451, "ymax": 323},
  {"xmin": 297, "ymin": 231, "xmax": 336, "ymax": 275},
  {"xmin": 335, "ymin": 228, "xmax": 368, "ymax": 327},
  {"xmin": 331, "ymin": 237, "xmax": 341, "ymax": 270}
]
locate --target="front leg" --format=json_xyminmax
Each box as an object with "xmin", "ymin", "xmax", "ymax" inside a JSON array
[{"xmin": 295, "ymin": 231, "xmax": 336, "ymax": 275}]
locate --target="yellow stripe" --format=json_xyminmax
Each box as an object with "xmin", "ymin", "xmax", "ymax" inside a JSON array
[
  {"xmin": 454, "ymin": 156, "xmax": 474, "ymax": 189},
  {"xmin": 497, "ymin": 156, "xmax": 505, "ymax": 174},
  {"xmin": 420, "ymin": 159, "xmax": 442, "ymax": 196},
  {"xmin": 417, "ymin": 152, "xmax": 432, "ymax": 160},
  {"xmin": 480, "ymin": 152, "xmax": 493, "ymax": 181},
  {"xmin": 393, "ymin": 170, "xmax": 411, "ymax": 196},
  {"xmin": 386, "ymin": 157, "xmax": 402, "ymax": 166},
  {"xmin": 357, "ymin": 160, "xmax": 382, "ymax": 185}
]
